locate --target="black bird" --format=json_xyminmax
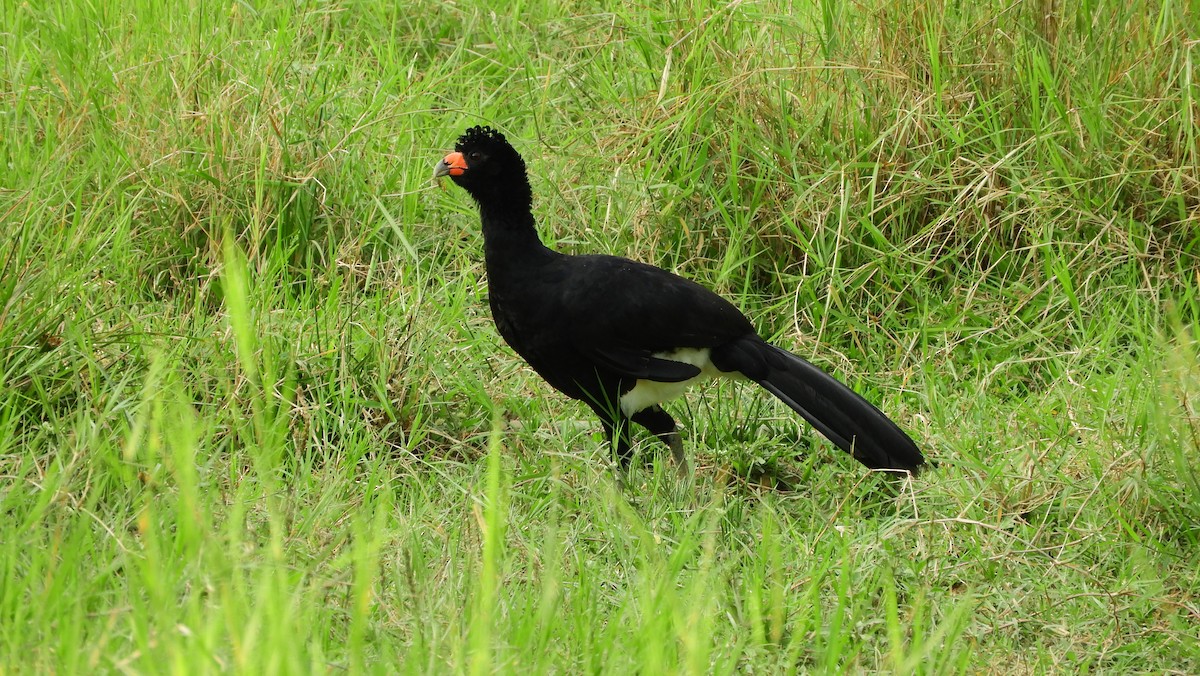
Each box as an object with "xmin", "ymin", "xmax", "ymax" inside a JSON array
[{"xmin": 434, "ymin": 125, "xmax": 924, "ymax": 474}]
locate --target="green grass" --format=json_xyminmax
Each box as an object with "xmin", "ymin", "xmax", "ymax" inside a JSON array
[{"xmin": 2, "ymin": 0, "xmax": 1199, "ymax": 672}]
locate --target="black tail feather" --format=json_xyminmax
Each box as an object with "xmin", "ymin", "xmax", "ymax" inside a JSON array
[{"xmin": 713, "ymin": 338, "xmax": 924, "ymax": 473}]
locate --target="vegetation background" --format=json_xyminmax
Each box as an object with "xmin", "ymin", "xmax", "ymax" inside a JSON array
[{"xmin": 2, "ymin": 0, "xmax": 1198, "ymax": 672}]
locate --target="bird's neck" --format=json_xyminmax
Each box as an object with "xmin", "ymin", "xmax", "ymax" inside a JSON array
[{"xmin": 478, "ymin": 201, "xmax": 554, "ymax": 268}]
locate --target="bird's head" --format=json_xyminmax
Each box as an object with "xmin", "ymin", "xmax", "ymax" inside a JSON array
[{"xmin": 434, "ymin": 125, "xmax": 529, "ymax": 207}]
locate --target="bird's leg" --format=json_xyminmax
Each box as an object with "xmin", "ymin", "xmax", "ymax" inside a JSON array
[
  {"xmin": 600, "ymin": 416, "xmax": 635, "ymax": 468},
  {"xmin": 631, "ymin": 406, "xmax": 689, "ymax": 475}
]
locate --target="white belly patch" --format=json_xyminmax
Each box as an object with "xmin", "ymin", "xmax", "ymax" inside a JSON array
[{"xmin": 618, "ymin": 347, "xmax": 732, "ymax": 416}]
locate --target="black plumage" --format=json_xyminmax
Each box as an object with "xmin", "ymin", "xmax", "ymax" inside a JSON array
[{"xmin": 434, "ymin": 125, "xmax": 924, "ymax": 474}]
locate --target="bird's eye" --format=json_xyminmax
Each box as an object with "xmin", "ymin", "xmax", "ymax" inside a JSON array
[{"xmin": 468, "ymin": 151, "xmax": 483, "ymax": 161}]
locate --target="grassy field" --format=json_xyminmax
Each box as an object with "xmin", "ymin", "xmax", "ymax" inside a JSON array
[{"xmin": 2, "ymin": 0, "xmax": 1199, "ymax": 672}]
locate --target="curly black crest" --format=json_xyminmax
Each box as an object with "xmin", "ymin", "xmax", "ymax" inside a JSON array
[{"xmin": 455, "ymin": 125, "xmax": 509, "ymax": 151}]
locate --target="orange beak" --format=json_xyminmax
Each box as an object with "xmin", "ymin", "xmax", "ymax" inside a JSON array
[{"xmin": 433, "ymin": 151, "xmax": 467, "ymax": 178}]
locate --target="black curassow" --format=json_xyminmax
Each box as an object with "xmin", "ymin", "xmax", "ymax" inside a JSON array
[{"xmin": 434, "ymin": 125, "xmax": 924, "ymax": 475}]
